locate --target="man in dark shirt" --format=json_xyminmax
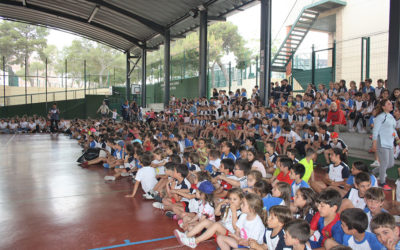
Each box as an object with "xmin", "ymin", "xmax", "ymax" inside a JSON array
[{"xmin": 280, "ymin": 79, "xmax": 292, "ymax": 100}]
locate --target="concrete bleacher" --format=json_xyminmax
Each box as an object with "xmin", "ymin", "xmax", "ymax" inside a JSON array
[{"xmin": 341, "ymin": 132, "xmax": 400, "ymax": 165}]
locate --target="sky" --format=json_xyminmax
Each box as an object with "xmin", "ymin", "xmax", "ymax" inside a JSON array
[{"xmin": 47, "ymin": 0, "xmax": 327, "ymax": 56}]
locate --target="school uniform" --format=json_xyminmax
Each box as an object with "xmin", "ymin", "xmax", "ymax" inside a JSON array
[
  {"xmin": 343, "ymin": 231, "xmax": 383, "ymax": 249},
  {"xmin": 344, "ymin": 188, "xmax": 366, "ymax": 209}
]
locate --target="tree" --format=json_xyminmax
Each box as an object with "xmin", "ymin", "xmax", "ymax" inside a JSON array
[
  {"xmin": 59, "ymin": 39, "xmax": 125, "ymax": 88},
  {"xmin": 0, "ymin": 21, "xmax": 49, "ymax": 86}
]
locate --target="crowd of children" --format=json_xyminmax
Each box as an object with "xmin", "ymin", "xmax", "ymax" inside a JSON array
[{"xmin": 1, "ymin": 78, "xmax": 400, "ymax": 249}]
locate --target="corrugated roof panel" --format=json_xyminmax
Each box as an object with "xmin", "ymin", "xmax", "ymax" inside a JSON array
[
  {"xmin": 28, "ymin": 0, "xmax": 94, "ymax": 19},
  {"xmin": 106, "ymin": 0, "xmax": 208, "ymax": 25},
  {"xmin": 0, "ymin": 5, "xmax": 134, "ymax": 51},
  {"xmin": 93, "ymin": 8, "xmax": 155, "ymax": 40},
  {"xmin": 0, "ymin": 0, "xmax": 258, "ymax": 53}
]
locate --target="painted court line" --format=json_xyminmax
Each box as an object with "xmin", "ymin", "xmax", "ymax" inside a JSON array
[
  {"xmin": 90, "ymin": 236, "xmax": 176, "ymax": 250},
  {"xmin": 4, "ymin": 134, "xmax": 16, "ymax": 146}
]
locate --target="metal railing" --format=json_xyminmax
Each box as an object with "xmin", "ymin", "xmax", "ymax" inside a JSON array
[{"xmin": 0, "ymin": 87, "xmax": 109, "ymax": 107}]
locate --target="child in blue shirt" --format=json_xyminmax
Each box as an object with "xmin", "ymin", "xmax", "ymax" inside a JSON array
[
  {"xmin": 289, "ymin": 163, "xmax": 310, "ymax": 198},
  {"xmin": 328, "ymin": 208, "xmax": 382, "ymax": 250},
  {"xmin": 309, "ymin": 189, "xmax": 344, "ymax": 248},
  {"xmin": 371, "ymin": 212, "xmax": 400, "ymax": 250}
]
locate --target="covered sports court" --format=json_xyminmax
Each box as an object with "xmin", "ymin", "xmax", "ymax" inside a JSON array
[{"xmin": 1, "ymin": 0, "xmax": 400, "ymax": 249}]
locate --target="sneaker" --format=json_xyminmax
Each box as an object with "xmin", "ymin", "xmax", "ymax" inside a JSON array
[
  {"xmin": 152, "ymin": 202, "xmax": 164, "ymax": 210},
  {"xmin": 153, "ymin": 194, "xmax": 163, "ymax": 203},
  {"xmin": 381, "ymin": 184, "xmax": 392, "ymax": 191},
  {"xmin": 359, "ymin": 128, "xmax": 367, "ymax": 134},
  {"xmin": 174, "ymin": 229, "xmax": 185, "ymax": 245},
  {"xmin": 103, "ymin": 163, "xmax": 110, "ymax": 168},
  {"xmin": 104, "ymin": 176, "xmax": 116, "ymax": 181},
  {"xmin": 370, "ymin": 160, "xmax": 380, "ymax": 167},
  {"xmin": 181, "ymin": 235, "xmax": 197, "ymax": 249},
  {"xmin": 142, "ymin": 193, "xmax": 154, "ymax": 200},
  {"xmin": 165, "ymin": 211, "xmax": 176, "ymax": 218},
  {"xmin": 121, "ymin": 172, "xmax": 130, "ymax": 177},
  {"xmin": 348, "ymin": 127, "xmax": 356, "ymax": 132},
  {"xmin": 317, "ymin": 149, "xmax": 324, "ymax": 154}
]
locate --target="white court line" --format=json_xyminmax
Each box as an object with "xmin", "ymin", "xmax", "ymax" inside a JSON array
[{"xmin": 4, "ymin": 134, "xmax": 16, "ymax": 146}]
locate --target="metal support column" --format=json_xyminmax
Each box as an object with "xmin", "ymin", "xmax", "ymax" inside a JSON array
[
  {"xmin": 361, "ymin": 38, "xmax": 364, "ymax": 82},
  {"xmin": 259, "ymin": 0, "xmax": 272, "ymax": 105},
  {"xmin": 126, "ymin": 52, "xmax": 131, "ymax": 101},
  {"xmin": 332, "ymin": 41, "xmax": 336, "ymax": 82},
  {"xmin": 199, "ymin": 9, "xmax": 208, "ymax": 98},
  {"xmin": 255, "ymin": 56, "xmax": 259, "ymax": 86},
  {"xmin": 65, "ymin": 59, "xmax": 68, "ymax": 101},
  {"xmin": 387, "ymin": 0, "xmax": 400, "ymax": 91},
  {"xmin": 366, "ymin": 37, "xmax": 370, "ymax": 79},
  {"xmin": 164, "ymin": 29, "xmax": 171, "ymax": 107},
  {"xmin": 311, "ymin": 45, "xmax": 315, "ymax": 85},
  {"xmin": 141, "ymin": 47, "xmax": 147, "ymax": 108}
]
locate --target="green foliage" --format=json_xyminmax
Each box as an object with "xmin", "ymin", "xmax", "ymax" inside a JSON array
[{"xmin": 0, "ymin": 21, "xmax": 49, "ymax": 85}]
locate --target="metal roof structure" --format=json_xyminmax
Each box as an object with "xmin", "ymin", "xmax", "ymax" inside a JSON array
[{"xmin": 0, "ymin": 0, "xmax": 257, "ymax": 54}]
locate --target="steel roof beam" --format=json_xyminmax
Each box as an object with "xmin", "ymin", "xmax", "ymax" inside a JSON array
[
  {"xmin": 84, "ymin": 0, "xmax": 165, "ymax": 34},
  {"xmin": 0, "ymin": 0, "xmax": 144, "ymax": 49}
]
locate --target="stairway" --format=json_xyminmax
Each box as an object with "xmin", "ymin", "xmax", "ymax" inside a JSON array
[{"xmin": 272, "ymin": 8, "xmax": 319, "ymax": 71}]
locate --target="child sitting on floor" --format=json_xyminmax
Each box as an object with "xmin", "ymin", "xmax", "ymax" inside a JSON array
[
  {"xmin": 216, "ymin": 193, "xmax": 265, "ymax": 249},
  {"xmin": 174, "ymin": 188, "xmax": 244, "ymax": 248},
  {"xmin": 125, "ymin": 152, "xmax": 157, "ymax": 198}
]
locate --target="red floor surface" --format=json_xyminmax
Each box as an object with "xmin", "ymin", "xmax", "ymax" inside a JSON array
[{"xmin": 0, "ymin": 134, "xmax": 217, "ymax": 250}]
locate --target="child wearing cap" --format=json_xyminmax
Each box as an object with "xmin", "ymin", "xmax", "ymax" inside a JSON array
[
  {"xmin": 178, "ymin": 180, "xmax": 215, "ymax": 232},
  {"xmin": 324, "ymin": 132, "xmax": 348, "ymax": 164}
]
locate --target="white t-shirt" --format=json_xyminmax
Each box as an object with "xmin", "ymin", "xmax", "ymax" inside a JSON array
[
  {"xmin": 0, "ymin": 122, "xmax": 8, "ymax": 129},
  {"xmin": 221, "ymin": 208, "xmax": 242, "ymax": 233},
  {"xmin": 236, "ymin": 213, "xmax": 265, "ymax": 244},
  {"xmin": 20, "ymin": 121, "xmax": 28, "ymax": 128},
  {"xmin": 9, "ymin": 122, "xmax": 18, "ymax": 130},
  {"xmin": 188, "ymin": 198, "xmax": 201, "ymax": 213},
  {"xmin": 135, "ymin": 166, "xmax": 157, "ymax": 193},
  {"xmin": 197, "ymin": 201, "xmax": 215, "ymax": 221},
  {"xmin": 152, "ymin": 159, "xmax": 165, "ymax": 175},
  {"xmin": 252, "ymin": 160, "xmax": 267, "ymax": 178},
  {"xmin": 28, "ymin": 122, "xmax": 36, "ymax": 130},
  {"xmin": 346, "ymin": 188, "xmax": 366, "ymax": 209}
]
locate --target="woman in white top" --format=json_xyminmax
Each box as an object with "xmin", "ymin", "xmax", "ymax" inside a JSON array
[{"xmin": 371, "ymin": 99, "xmax": 399, "ymax": 189}]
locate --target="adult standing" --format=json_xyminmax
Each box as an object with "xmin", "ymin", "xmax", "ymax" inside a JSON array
[
  {"xmin": 371, "ymin": 99, "xmax": 399, "ymax": 190},
  {"xmin": 97, "ymin": 101, "xmax": 110, "ymax": 118},
  {"xmin": 49, "ymin": 103, "xmax": 60, "ymax": 133},
  {"xmin": 121, "ymin": 100, "xmax": 129, "ymax": 121}
]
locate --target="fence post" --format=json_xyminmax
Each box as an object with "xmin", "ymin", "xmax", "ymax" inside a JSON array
[
  {"xmin": 332, "ymin": 41, "xmax": 336, "ymax": 82},
  {"xmin": 229, "ymin": 62, "xmax": 232, "ymax": 92},
  {"xmin": 25, "ymin": 57, "xmax": 27, "ymax": 105},
  {"xmin": 255, "ymin": 56, "xmax": 259, "ymax": 86},
  {"xmin": 3, "ymin": 56, "xmax": 5, "ymax": 108},
  {"xmin": 113, "ymin": 67, "xmax": 115, "ymax": 86},
  {"xmin": 84, "ymin": 60, "xmax": 87, "ymax": 97},
  {"xmin": 366, "ymin": 37, "xmax": 370, "ymax": 79},
  {"xmin": 45, "ymin": 58, "xmax": 48, "ymax": 113},
  {"xmin": 311, "ymin": 45, "xmax": 315, "ymax": 85},
  {"xmin": 65, "ymin": 59, "xmax": 67, "ymax": 101},
  {"xmin": 361, "ymin": 38, "xmax": 364, "ymax": 82}
]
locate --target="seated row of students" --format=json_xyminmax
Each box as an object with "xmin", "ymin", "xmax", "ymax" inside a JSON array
[{"xmin": 104, "ymin": 140, "xmax": 395, "ymax": 249}]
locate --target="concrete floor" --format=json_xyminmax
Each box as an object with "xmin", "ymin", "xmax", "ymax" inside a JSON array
[{"xmin": 0, "ymin": 134, "xmax": 215, "ymax": 250}]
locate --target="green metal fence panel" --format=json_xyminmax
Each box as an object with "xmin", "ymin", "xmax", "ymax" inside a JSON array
[{"xmin": 292, "ymin": 67, "xmax": 333, "ymax": 90}]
